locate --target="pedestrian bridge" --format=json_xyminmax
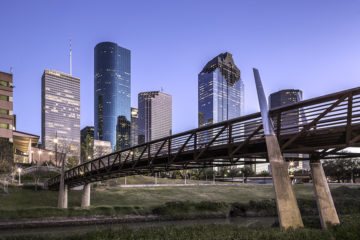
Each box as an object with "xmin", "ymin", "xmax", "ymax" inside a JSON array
[{"xmin": 48, "ymin": 86, "xmax": 360, "ymax": 190}]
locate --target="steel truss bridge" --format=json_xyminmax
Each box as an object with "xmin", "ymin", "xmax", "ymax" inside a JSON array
[{"xmin": 48, "ymin": 87, "xmax": 360, "ymax": 189}]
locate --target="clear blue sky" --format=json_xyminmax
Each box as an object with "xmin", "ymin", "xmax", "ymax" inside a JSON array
[{"xmin": 0, "ymin": 0, "xmax": 359, "ymax": 138}]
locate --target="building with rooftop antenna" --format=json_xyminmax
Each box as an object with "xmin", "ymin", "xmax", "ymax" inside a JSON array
[{"xmin": 41, "ymin": 70, "xmax": 80, "ymax": 158}]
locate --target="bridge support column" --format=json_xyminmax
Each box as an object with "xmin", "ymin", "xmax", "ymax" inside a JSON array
[
  {"xmin": 266, "ymin": 135, "xmax": 304, "ymax": 229},
  {"xmin": 81, "ymin": 183, "xmax": 91, "ymax": 208},
  {"xmin": 57, "ymin": 183, "xmax": 68, "ymax": 209},
  {"xmin": 310, "ymin": 160, "xmax": 339, "ymax": 229},
  {"xmin": 254, "ymin": 68, "xmax": 303, "ymax": 229},
  {"xmin": 63, "ymin": 184, "xmax": 68, "ymax": 208}
]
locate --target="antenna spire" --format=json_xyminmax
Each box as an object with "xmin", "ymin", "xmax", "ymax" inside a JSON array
[{"xmin": 69, "ymin": 36, "xmax": 72, "ymax": 75}]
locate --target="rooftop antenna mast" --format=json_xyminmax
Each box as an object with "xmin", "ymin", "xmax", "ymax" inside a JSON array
[{"xmin": 69, "ymin": 35, "xmax": 72, "ymax": 76}]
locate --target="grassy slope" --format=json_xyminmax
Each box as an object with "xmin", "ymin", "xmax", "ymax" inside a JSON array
[
  {"xmin": 0, "ymin": 184, "xmax": 358, "ymax": 220},
  {"xmin": 1, "ymin": 184, "xmax": 277, "ymax": 210}
]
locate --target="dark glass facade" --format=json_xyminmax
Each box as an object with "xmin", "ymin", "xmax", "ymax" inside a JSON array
[
  {"xmin": 130, "ymin": 107, "xmax": 138, "ymax": 146},
  {"xmin": 80, "ymin": 126, "xmax": 94, "ymax": 144},
  {"xmin": 198, "ymin": 52, "xmax": 244, "ymax": 127},
  {"xmin": 94, "ymin": 42, "xmax": 131, "ymax": 150},
  {"xmin": 269, "ymin": 89, "xmax": 309, "ymax": 170},
  {"xmin": 116, "ymin": 115, "xmax": 130, "ymax": 149},
  {"xmin": 269, "ymin": 89, "xmax": 302, "ymax": 109}
]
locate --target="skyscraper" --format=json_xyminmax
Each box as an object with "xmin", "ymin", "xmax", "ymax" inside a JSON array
[
  {"xmin": 269, "ymin": 89, "xmax": 302, "ymax": 109},
  {"xmin": 198, "ymin": 52, "xmax": 244, "ymax": 127},
  {"xmin": 269, "ymin": 89, "xmax": 303, "ymax": 134},
  {"xmin": 138, "ymin": 91, "xmax": 172, "ymax": 144},
  {"xmin": 269, "ymin": 89, "xmax": 309, "ymax": 170},
  {"xmin": 94, "ymin": 42, "xmax": 131, "ymax": 151},
  {"xmin": 80, "ymin": 126, "xmax": 94, "ymax": 144},
  {"xmin": 41, "ymin": 70, "xmax": 80, "ymax": 157},
  {"xmin": 130, "ymin": 107, "xmax": 138, "ymax": 146},
  {"xmin": 0, "ymin": 71, "xmax": 14, "ymax": 142}
]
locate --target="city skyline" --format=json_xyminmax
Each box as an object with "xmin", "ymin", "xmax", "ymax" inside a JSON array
[{"xmin": 1, "ymin": 0, "xmax": 359, "ymax": 139}]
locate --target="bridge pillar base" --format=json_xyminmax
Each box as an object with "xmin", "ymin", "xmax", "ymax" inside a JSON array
[
  {"xmin": 266, "ymin": 135, "xmax": 304, "ymax": 229},
  {"xmin": 81, "ymin": 183, "xmax": 91, "ymax": 208},
  {"xmin": 57, "ymin": 183, "xmax": 68, "ymax": 209},
  {"xmin": 63, "ymin": 184, "xmax": 68, "ymax": 208},
  {"xmin": 310, "ymin": 160, "xmax": 340, "ymax": 229}
]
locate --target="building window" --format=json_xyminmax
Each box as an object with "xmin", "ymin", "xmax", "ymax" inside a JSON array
[
  {"xmin": 0, "ymin": 81, "xmax": 9, "ymax": 87},
  {"xmin": 0, "ymin": 123, "xmax": 9, "ymax": 129},
  {"xmin": 0, "ymin": 109, "xmax": 9, "ymax": 115},
  {"xmin": 0, "ymin": 95, "xmax": 9, "ymax": 101}
]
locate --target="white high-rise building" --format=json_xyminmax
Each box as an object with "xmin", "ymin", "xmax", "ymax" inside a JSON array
[{"xmin": 41, "ymin": 70, "xmax": 80, "ymax": 158}]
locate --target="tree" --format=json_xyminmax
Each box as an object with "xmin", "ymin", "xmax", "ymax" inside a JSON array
[
  {"xmin": 256, "ymin": 170, "xmax": 270, "ymax": 177},
  {"xmin": 241, "ymin": 166, "xmax": 255, "ymax": 183},
  {"xmin": 81, "ymin": 134, "xmax": 93, "ymax": 163},
  {"xmin": 0, "ymin": 138, "xmax": 14, "ymax": 194},
  {"xmin": 66, "ymin": 156, "xmax": 79, "ymax": 169},
  {"xmin": 228, "ymin": 168, "xmax": 240, "ymax": 180},
  {"xmin": 30, "ymin": 165, "xmax": 48, "ymax": 191},
  {"xmin": 322, "ymin": 157, "xmax": 360, "ymax": 183}
]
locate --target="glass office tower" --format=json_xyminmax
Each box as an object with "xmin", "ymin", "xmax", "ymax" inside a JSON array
[
  {"xmin": 198, "ymin": 52, "xmax": 244, "ymax": 127},
  {"xmin": 269, "ymin": 89, "xmax": 309, "ymax": 170},
  {"xmin": 94, "ymin": 42, "xmax": 131, "ymax": 151}
]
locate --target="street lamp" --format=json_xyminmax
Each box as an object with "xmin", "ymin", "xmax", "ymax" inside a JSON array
[{"xmin": 17, "ymin": 167, "xmax": 22, "ymax": 185}]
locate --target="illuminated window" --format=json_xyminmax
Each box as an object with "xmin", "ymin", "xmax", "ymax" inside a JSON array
[
  {"xmin": 0, "ymin": 123, "xmax": 9, "ymax": 129},
  {"xmin": 0, "ymin": 81, "xmax": 9, "ymax": 87},
  {"xmin": 0, "ymin": 109, "xmax": 9, "ymax": 115},
  {"xmin": 0, "ymin": 95, "xmax": 9, "ymax": 101}
]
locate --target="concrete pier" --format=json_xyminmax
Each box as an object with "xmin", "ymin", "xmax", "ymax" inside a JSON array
[
  {"xmin": 310, "ymin": 160, "xmax": 340, "ymax": 229},
  {"xmin": 266, "ymin": 135, "xmax": 304, "ymax": 229},
  {"xmin": 57, "ymin": 171, "xmax": 65, "ymax": 208},
  {"xmin": 63, "ymin": 184, "xmax": 68, "ymax": 209},
  {"xmin": 253, "ymin": 68, "xmax": 303, "ymax": 229},
  {"xmin": 81, "ymin": 183, "xmax": 91, "ymax": 208}
]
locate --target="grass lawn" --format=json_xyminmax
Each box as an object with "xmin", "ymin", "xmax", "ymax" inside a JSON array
[
  {"xmin": 2, "ymin": 184, "xmax": 281, "ymax": 210},
  {"xmin": 0, "ymin": 184, "xmax": 359, "ymax": 220}
]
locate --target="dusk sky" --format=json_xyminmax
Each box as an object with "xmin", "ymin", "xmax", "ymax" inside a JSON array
[{"xmin": 0, "ymin": 0, "xmax": 359, "ymax": 139}]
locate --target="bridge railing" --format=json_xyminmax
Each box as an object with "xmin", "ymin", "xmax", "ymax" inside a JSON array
[{"xmin": 48, "ymin": 87, "xmax": 360, "ymax": 188}]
